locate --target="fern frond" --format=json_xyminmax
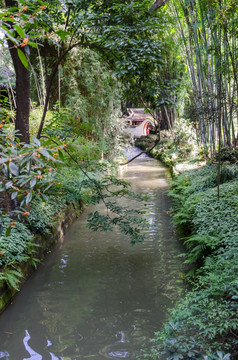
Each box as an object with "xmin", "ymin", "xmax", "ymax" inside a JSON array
[{"xmin": 0, "ymin": 268, "xmax": 24, "ymax": 291}]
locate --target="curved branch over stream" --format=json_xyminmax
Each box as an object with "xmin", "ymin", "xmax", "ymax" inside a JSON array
[{"xmin": 120, "ymin": 138, "xmax": 160, "ymax": 166}]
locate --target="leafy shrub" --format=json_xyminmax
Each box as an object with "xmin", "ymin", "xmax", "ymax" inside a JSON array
[
  {"xmin": 43, "ymin": 107, "xmax": 94, "ymax": 141},
  {"xmin": 27, "ymin": 167, "xmax": 86, "ymax": 234},
  {"xmin": 0, "ymin": 124, "xmax": 63, "ymax": 230},
  {"xmin": 0, "ymin": 267, "xmax": 24, "ymax": 291},
  {"xmin": 183, "ymin": 165, "xmax": 238, "ymax": 195},
  {"xmin": 65, "ymin": 137, "xmax": 103, "ymax": 165},
  {"xmin": 28, "ymin": 195, "xmax": 67, "ymax": 234},
  {"xmin": 215, "ymin": 147, "xmax": 238, "ymax": 164}
]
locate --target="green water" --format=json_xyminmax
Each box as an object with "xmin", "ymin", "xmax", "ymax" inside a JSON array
[{"xmin": 0, "ymin": 148, "xmax": 185, "ymax": 360}]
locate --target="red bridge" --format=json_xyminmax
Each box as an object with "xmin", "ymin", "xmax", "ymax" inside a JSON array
[{"xmin": 124, "ymin": 108, "xmax": 155, "ymax": 138}]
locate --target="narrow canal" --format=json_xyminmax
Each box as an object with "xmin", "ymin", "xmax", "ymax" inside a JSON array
[{"xmin": 0, "ymin": 148, "xmax": 185, "ymax": 360}]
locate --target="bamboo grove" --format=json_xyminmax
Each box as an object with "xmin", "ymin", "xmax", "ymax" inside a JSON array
[{"xmin": 170, "ymin": 0, "xmax": 237, "ymax": 157}]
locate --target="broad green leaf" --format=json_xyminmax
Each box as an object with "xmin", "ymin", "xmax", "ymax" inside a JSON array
[
  {"xmin": 25, "ymin": 192, "xmax": 32, "ymax": 204},
  {"xmin": 28, "ymin": 41, "xmax": 38, "ymax": 48},
  {"xmin": 39, "ymin": 149, "xmax": 50, "ymax": 158},
  {"xmin": 58, "ymin": 149, "xmax": 64, "ymax": 161},
  {"xmin": 30, "ymin": 178, "xmax": 37, "ymax": 188},
  {"xmin": 41, "ymin": 193, "xmax": 48, "ymax": 201},
  {"xmin": 33, "ymin": 138, "xmax": 41, "ymax": 147},
  {"xmin": 1, "ymin": 25, "xmax": 17, "ymax": 43},
  {"xmin": 9, "ymin": 162, "xmax": 19, "ymax": 176},
  {"xmin": 14, "ymin": 25, "xmax": 25, "ymax": 38},
  {"xmin": 5, "ymin": 181, "xmax": 13, "ymax": 189},
  {"xmin": 55, "ymin": 29, "xmax": 70, "ymax": 41},
  {"xmin": 17, "ymin": 48, "xmax": 29, "ymax": 69},
  {"xmin": 11, "ymin": 191, "xmax": 18, "ymax": 200},
  {"xmin": 1, "ymin": 17, "xmax": 15, "ymax": 22},
  {"xmin": 6, "ymin": 226, "xmax": 11, "ymax": 237},
  {"xmin": 0, "ymin": 158, "xmax": 9, "ymax": 164}
]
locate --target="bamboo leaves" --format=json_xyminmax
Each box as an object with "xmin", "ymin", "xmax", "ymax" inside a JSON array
[{"xmin": 171, "ymin": 0, "xmax": 238, "ymax": 155}]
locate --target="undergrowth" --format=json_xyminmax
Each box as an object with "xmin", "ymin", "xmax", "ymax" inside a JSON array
[
  {"xmin": 0, "ymin": 215, "xmax": 37, "ymax": 290},
  {"xmin": 0, "ymin": 215, "xmax": 33, "ymax": 267},
  {"xmin": 26, "ymin": 166, "xmax": 108, "ymax": 234},
  {"xmin": 139, "ymin": 163, "xmax": 238, "ymax": 359}
]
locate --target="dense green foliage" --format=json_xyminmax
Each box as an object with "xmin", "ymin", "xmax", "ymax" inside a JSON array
[{"xmin": 139, "ymin": 164, "xmax": 238, "ymax": 359}]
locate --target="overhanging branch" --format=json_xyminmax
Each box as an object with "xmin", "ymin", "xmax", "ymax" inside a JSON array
[
  {"xmin": 119, "ymin": 138, "xmax": 160, "ymax": 166},
  {"xmin": 150, "ymin": 0, "xmax": 170, "ymax": 11}
]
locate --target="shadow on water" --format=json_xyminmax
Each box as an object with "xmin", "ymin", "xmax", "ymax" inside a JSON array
[{"xmin": 0, "ymin": 147, "xmax": 185, "ymax": 360}]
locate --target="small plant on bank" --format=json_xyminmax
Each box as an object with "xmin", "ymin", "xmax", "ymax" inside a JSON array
[
  {"xmin": 0, "ymin": 214, "xmax": 39, "ymax": 290},
  {"xmin": 0, "ymin": 267, "xmax": 24, "ymax": 291}
]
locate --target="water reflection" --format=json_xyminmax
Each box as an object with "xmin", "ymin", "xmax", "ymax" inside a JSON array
[
  {"xmin": 0, "ymin": 352, "xmax": 10, "ymax": 360},
  {"xmin": 0, "ymin": 147, "xmax": 185, "ymax": 359},
  {"xmin": 23, "ymin": 330, "xmax": 42, "ymax": 360},
  {"xmin": 22, "ymin": 330, "xmax": 64, "ymax": 360},
  {"xmin": 101, "ymin": 331, "xmax": 130, "ymax": 359},
  {"xmin": 59, "ymin": 254, "xmax": 69, "ymax": 273}
]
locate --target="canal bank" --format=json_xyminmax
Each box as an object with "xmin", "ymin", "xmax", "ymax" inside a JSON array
[
  {"xmin": 135, "ymin": 136, "xmax": 238, "ymax": 358},
  {"xmin": 0, "ymin": 147, "xmax": 186, "ymax": 359}
]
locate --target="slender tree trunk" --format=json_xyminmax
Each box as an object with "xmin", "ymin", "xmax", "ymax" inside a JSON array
[
  {"xmin": 7, "ymin": 44, "xmax": 30, "ymax": 143},
  {"xmin": 163, "ymin": 105, "xmax": 175, "ymax": 139},
  {"xmin": 217, "ymin": 0, "xmax": 223, "ymax": 201}
]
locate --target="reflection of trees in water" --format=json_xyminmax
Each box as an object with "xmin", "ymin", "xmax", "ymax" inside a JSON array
[
  {"xmin": 23, "ymin": 330, "xmax": 62, "ymax": 360},
  {"xmin": 23, "ymin": 330, "xmax": 42, "ymax": 360},
  {"xmin": 0, "ymin": 351, "xmax": 10, "ymax": 360}
]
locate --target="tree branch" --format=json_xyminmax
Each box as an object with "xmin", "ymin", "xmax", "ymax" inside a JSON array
[
  {"xmin": 119, "ymin": 139, "xmax": 160, "ymax": 166},
  {"xmin": 150, "ymin": 0, "xmax": 170, "ymax": 11}
]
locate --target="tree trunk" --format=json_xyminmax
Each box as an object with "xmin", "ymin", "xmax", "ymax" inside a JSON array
[
  {"xmin": 8, "ymin": 41, "xmax": 30, "ymax": 143},
  {"xmin": 5, "ymin": 0, "xmax": 30, "ymax": 143},
  {"xmin": 7, "ymin": 41, "xmax": 30, "ymax": 143}
]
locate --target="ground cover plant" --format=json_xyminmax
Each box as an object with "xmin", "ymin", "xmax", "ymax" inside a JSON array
[{"xmin": 139, "ymin": 161, "xmax": 238, "ymax": 359}]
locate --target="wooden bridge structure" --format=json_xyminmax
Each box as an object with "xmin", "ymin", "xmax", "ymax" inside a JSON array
[{"xmin": 123, "ymin": 108, "xmax": 155, "ymax": 138}]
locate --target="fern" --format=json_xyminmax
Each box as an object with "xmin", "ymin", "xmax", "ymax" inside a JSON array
[
  {"xmin": 0, "ymin": 268, "xmax": 24, "ymax": 291},
  {"xmin": 184, "ymin": 234, "xmax": 220, "ymax": 264}
]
